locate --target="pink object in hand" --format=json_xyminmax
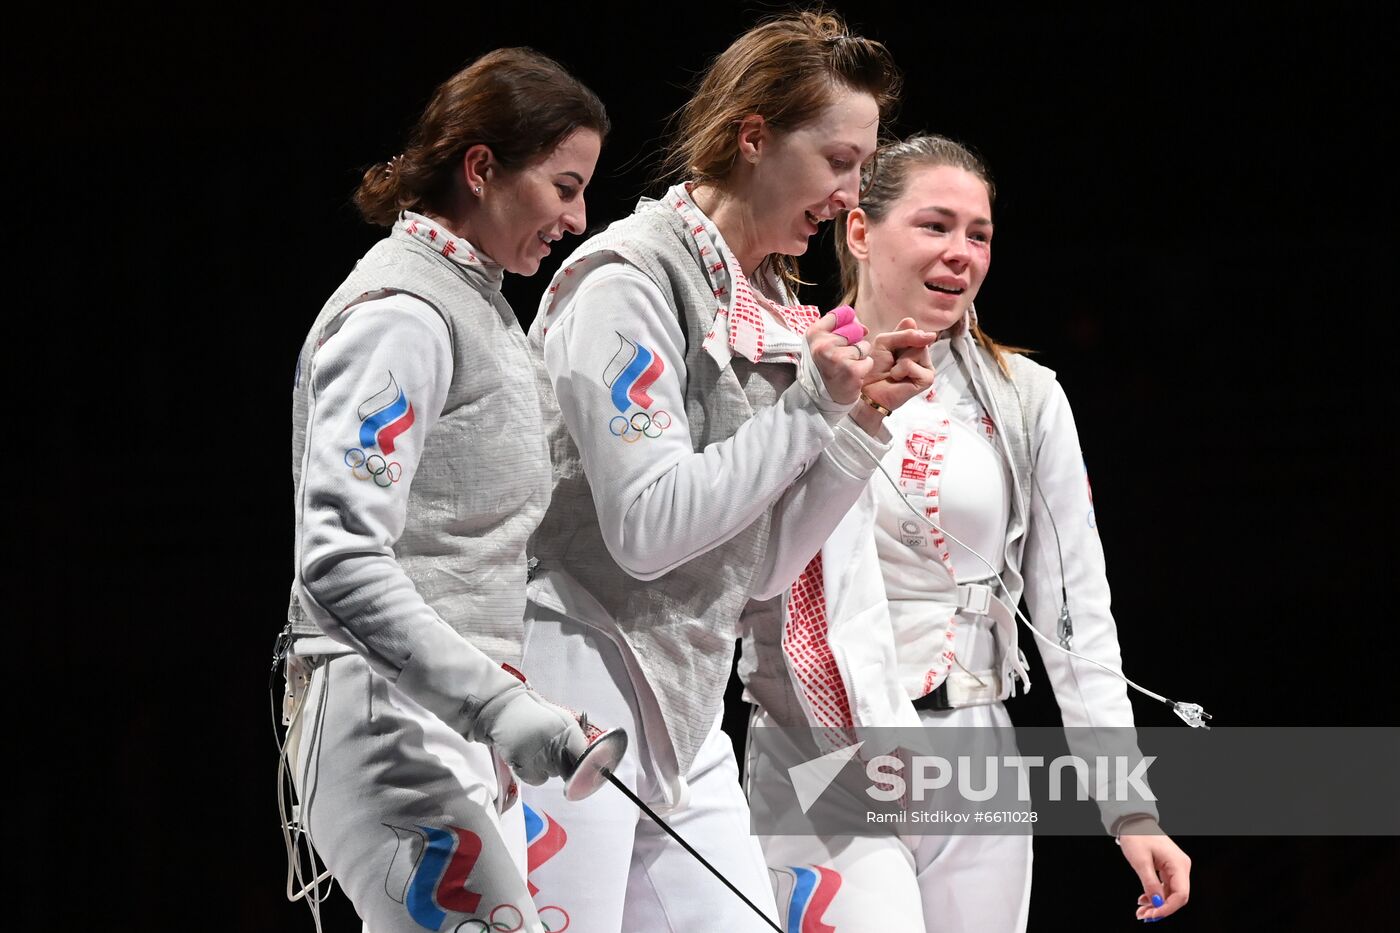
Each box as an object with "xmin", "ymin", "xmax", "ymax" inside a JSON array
[{"xmin": 829, "ymin": 305, "xmax": 866, "ymax": 343}]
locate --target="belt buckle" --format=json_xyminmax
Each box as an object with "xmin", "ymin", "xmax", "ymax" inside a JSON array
[{"xmin": 959, "ymin": 583, "xmax": 992, "ymax": 616}]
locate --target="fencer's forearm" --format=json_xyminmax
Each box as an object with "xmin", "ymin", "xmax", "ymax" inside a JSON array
[
  {"xmin": 1024, "ymin": 551, "xmax": 1159, "ymax": 832},
  {"xmin": 545, "ymin": 265, "xmax": 846, "ymax": 580},
  {"xmin": 603, "ymin": 380, "xmax": 845, "ymax": 579},
  {"xmin": 298, "ymin": 559, "xmax": 517, "ymax": 734},
  {"xmin": 302, "ymin": 553, "xmax": 586, "ymax": 779},
  {"xmin": 1020, "ymin": 385, "xmax": 1157, "ymax": 830},
  {"xmin": 748, "ymin": 415, "xmax": 893, "ymax": 599}
]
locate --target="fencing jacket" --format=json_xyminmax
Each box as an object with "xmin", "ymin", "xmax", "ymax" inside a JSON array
[
  {"xmin": 741, "ymin": 309, "xmax": 1158, "ymax": 831},
  {"xmin": 527, "ymin": 184, "xmax": 891, "ymax": 784},
  {"xmin": 288, "ymin": 213, "xmax": 551, "ymax": 733}
]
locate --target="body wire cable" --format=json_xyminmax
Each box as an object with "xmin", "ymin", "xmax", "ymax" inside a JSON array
[
  {"xmin": 836, "ymin": 422, "xmax": 1212, "ymax": 728},
  {"xmin": 269, "ymin": 631, "xmax": 334, "ymax": 932}
]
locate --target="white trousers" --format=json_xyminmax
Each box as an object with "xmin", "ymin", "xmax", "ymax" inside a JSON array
[
  {"xmin": 518, "ymin": 605, "xmax": 781, "ymax": 933},
  {"xmin": 753, "ymin": 703, "xmax": 1033, "ymax": 933},
  {"xmin": 291, "ymin": 653, "xmax": 545, "ymax": 933}
]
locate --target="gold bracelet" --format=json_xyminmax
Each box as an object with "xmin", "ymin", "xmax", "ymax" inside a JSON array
[{"xmin": 859, "ymin": 392, "xmax": 891, "ymax": 417}]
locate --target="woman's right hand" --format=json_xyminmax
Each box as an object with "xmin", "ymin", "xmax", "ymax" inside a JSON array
[
  {"xmin": 805, "ymin": 306, "xmax": 873, "ymax": 404},
  {"xmin": 473, "ymin": 678, "xmax": 590, "ymax": 786},
  {"xmin": 861, "ymin": 316, "xmax": 938, "ymax": 413}
]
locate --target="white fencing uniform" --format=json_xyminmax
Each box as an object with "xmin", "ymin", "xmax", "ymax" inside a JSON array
[
  {"xmin": 520, "ymin": 184, "xmax": 891, "ymax": 931},
  {"xmin": 517, "ymin": 608, "xmax": 777, "ymax": 932},
  {"xmin": 285, "ymin": 214, "xmax": 565, "ymax": 933},
  {"xmin": 753, "ymin": 703, "xmax": 1032, "ymax": 933},
  {"xmin": 747, "ymin": 313, "xmax": 1154, "ymax": 932}
]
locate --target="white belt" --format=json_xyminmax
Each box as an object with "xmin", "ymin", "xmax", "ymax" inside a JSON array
[
  {"xmin": 942, "ymin": 667, "xmax": 1003, "ymax": 707},
  {"xmin": 288, "ymin": 635, "xmax": 353, "ymax": 658},
  {"xmin": 955, "ymin": 581, "xmax": 1032, "ymax": 698}
]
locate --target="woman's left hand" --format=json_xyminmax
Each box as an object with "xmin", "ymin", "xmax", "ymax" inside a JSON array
[
  {"xmin": 861, "ymin": 316, "xmax": 937, "ymax": 412},
  {"xmin": 1118, "ymin": 819, "xmax": 1192, "ymax": 921}
]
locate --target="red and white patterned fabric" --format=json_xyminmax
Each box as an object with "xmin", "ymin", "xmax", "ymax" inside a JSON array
[
  {"xmin": 783, "ymin": 552, "xmax": 854, "ymax": 731},
  {"xmin": 536, "ymin": 185, "xmax": 822, "ymax": 364},
  {"xmin": 652, "ymin": 190, "xmax": 849, "ymax": 732},
  {"xmin": 665, "ymin": 187, "xmax": 822, "ymax": 367},
  {"xmin": 785, "ymin": 392, "xmax": 976, "ymax": 729},
  {"xmin": 665, "ymin": 185, "xmax": 852, "ymax": 733},
  {"xmin": 897, "ymin": 397, "xmax": 964, "ymax": 695},
  {"xmin": 401, "ymin": 212, "xmax": 498, "ymax": 278}
]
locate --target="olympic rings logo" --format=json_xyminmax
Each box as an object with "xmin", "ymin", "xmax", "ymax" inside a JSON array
[
  {"xmin": 453, "ymin": 904, "xmax": 569, "ymax": 932},
  {"xmin": 344, "ymin": 447, "xmax": 402, "ymax": 487},
  {"xmin": 608, "ymin": 410, "xmax": 672, "ymax": 443}
]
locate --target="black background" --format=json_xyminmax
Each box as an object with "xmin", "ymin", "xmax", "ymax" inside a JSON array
[{"xmin": 16, "ymin": 2, "xmax": 1398, "ymax": 929}]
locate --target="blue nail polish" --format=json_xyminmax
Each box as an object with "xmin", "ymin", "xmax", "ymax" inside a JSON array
[{"xmin": 1152, "ymin": 894, "xmax": 1164, "ymax": 908}]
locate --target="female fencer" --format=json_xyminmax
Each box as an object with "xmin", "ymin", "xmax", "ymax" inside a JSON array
[
  {"xmin": 515, "ymin": 12, "xmax": 935, "ymax": 932},
  {"xmin": 281, "ymin": 48, "xmax": 608, "ymax": 933},
  {"xmin": 748, "ymin": 134, "xmax": 1193, "ymax": 931}
]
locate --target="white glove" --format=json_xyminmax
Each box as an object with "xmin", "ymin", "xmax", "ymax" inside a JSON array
[{"xmin": 469, "ymin": 681, "xmax": 589, "ymax": 785}]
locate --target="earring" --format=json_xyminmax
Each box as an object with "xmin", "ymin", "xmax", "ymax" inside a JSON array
[{"xmin": 475, "ymin": 185, "xmax": 483, "ymax": 195}]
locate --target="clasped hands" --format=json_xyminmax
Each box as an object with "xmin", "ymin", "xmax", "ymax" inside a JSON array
[{"xmin": 805, "ymin": 305, "xmax": 938, "ymax": 420}]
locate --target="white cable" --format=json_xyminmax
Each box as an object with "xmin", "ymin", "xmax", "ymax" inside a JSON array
[
  {"xmin": 837, "ymin": 421, "xmax": 1212, "ymax": 728},
  {"xmin": 270, "ymin": 652, "xmax": 334, "ymax": 932}
]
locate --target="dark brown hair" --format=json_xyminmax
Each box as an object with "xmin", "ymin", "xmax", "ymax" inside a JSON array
[
  {"xmin": 354, "ymin": 48, "xmax": 609, "ymax": 226},
  {"xmin": 835, "ymin": 134, "xmax": 1027, "ymax": 375},
  {"xmin": 661, "ymin": 10, "xmax": 901, "ymax": 283}
]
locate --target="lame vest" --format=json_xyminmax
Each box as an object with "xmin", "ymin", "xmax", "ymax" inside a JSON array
[
  {"xmin": 288, "ymin": 225, "xmax": 551, "ymax": 667},
  {"xmin": 528, "ymin": 197, "xmax": 795, "ymax": 773}
]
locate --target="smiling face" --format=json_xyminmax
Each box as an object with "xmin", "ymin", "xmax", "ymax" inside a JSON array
[
  {"xmin": 747, "ymin": 86, "xmax": 880, "ymax": 259},
  {"xmin": 850, "ymin": 163, "xmax": 994, "ymax": 334},
  {"xmin": 473, "ymin": 128, "xmax": 601, "ymax": 275}
]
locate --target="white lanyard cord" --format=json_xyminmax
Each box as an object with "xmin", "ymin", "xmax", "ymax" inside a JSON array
[{"xmin": 838, "ymin": 422, "xmax": 1212, "ymax": 728}]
